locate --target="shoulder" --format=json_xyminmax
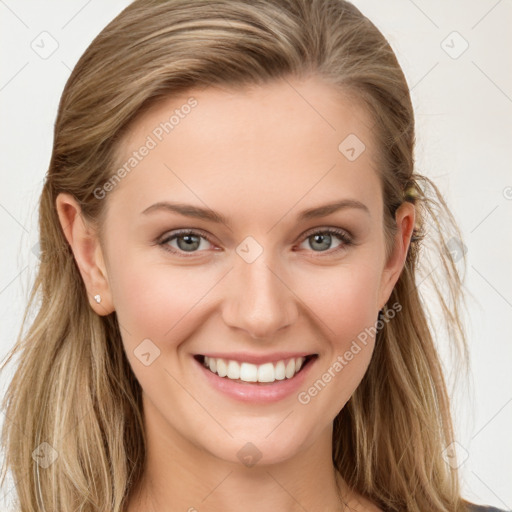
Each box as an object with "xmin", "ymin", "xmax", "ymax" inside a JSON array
[{"xmin": 466, "ymin": 503, "xmax": 509, "ymax": 512}]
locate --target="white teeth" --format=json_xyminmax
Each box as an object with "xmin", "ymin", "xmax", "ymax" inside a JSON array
[
  {"xmin": 203, "ymin": 356, "xmax": 308, "ymax": 383},
  {"xmin": 257, "ymin": 362, "xmax": 275, "ymax": 383},
  {"xmin": 274, "ymin": 360, "xmax": 286, "ymax": 380},
  {"xmin": 285, "ymin": 359, "xmax": 295, "ymax": 379},
  {"xmin": 227, "ymin": 360, "xmax": 240, "ymax": 379},
  {"xmin": 240, "ymin": 362, "xmax": 258, "ymax": 382},
  {"xmin": 216, "ymin": 358, "xmax": 227, "ymax": 377}
]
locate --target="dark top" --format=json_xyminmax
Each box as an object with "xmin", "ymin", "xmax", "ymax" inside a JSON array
[{"xmin": 467, "ymin": 504, "xmax": 509, "ymax": 512}]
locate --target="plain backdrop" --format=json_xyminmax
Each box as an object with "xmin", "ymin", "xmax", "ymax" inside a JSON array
[{"xmin": 0, "ymin": 0, "xmax": 511, "ymax": 509}]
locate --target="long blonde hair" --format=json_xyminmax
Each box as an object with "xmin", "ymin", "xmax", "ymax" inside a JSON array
[{"xmin": 1, "ymin": 1, "xmax": 471, "ymax": 510}]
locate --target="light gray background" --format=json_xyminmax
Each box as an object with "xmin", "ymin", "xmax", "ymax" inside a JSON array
[{"xmin": 1, "ymin": 0, "xmax": 511, "ymax": 509}]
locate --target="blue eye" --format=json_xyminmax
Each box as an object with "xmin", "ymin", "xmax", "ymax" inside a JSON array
[
  {"xmin": 298, "ymin": 227, "xmax": 353, "ymax": 254},
  {"xmin": 157, "ymin": 227, "xmax": 353, "ymax": 257},
  {"xmin": 158, "ymin": 229, "xmax": 215, "ymax": 255}
]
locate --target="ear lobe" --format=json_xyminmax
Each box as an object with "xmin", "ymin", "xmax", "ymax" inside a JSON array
[
  {"xmin": 55, "ymin": 193, "xmax": 114, "ymax": 315},
  {"xmin": 378, "ymin": 201, "xmax": 416, "ymax": 309}
]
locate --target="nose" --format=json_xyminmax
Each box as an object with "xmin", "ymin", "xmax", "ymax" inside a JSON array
[{"xmin": 221, "ymin": 251, "xmax": 298, "ymax": 340}]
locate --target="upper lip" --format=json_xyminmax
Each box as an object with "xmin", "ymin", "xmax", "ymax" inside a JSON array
[{"xmin": 195, "ymin": 352, "xmax": 318, "ymax": 365}]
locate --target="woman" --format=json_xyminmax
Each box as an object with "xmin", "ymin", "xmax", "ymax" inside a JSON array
[{"xmin": 0, "ymin": 0, "xmax": 505, "ymax": 511}]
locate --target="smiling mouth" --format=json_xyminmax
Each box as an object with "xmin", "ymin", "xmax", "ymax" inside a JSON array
[{"xmin": 194, "ymin": 354, "xmax": 318, "ymax": 384}]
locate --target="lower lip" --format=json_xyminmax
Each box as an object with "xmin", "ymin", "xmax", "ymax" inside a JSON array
[{"xmin": 193, "ymin": 355, "xmax": 318, "ymax": 403}]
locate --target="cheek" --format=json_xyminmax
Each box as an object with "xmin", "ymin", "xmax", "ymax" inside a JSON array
[
  {"xmin": 292, "ymin": 263, "xmax": 381, "ymax": 408},
  {"xmin": 294, "ymin": 262, "xmax": 383, "ymax": 343},
  {"xmin": 108, "ymin": 255, "xmax": 218, "ymax": 347}
]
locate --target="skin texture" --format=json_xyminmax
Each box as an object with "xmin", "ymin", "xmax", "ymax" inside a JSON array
[{"xmin": 57, "ymin": 76, "xmax": 415, "ymax": 512}]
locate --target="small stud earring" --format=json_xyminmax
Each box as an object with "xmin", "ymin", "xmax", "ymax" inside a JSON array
[{"xmin": 94, "ymin": 294, "xmax": 101, "ymax": 304}]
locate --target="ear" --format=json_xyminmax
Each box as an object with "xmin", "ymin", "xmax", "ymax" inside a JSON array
[
  {"xmin": 377, "ymin": 201, "xmax": 416, "ymax": 310},
  {"xmin": 56, "ymin": 193, "xmax": 114, "ymax": 316}
]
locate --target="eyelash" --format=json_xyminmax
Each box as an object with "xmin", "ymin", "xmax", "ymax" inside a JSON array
[{"xmin": 156, "ymin": 227, "xmax": 354, "ymax": 258}]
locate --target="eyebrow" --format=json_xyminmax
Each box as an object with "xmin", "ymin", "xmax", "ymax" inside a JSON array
[{"xmin": 141, "ymin": 199, "xmax": 370, "ymax": 225}]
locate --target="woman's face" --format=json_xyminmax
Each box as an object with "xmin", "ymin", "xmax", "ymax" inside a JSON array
[{"xmin": 96, "ymin": 77, "xmax": 412, "ymax": 466}]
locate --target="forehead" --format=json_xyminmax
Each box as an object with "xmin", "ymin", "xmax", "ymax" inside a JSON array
[{"xmin": 108, "ymin": 77, "xmax": 382, "ymax": 221}]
